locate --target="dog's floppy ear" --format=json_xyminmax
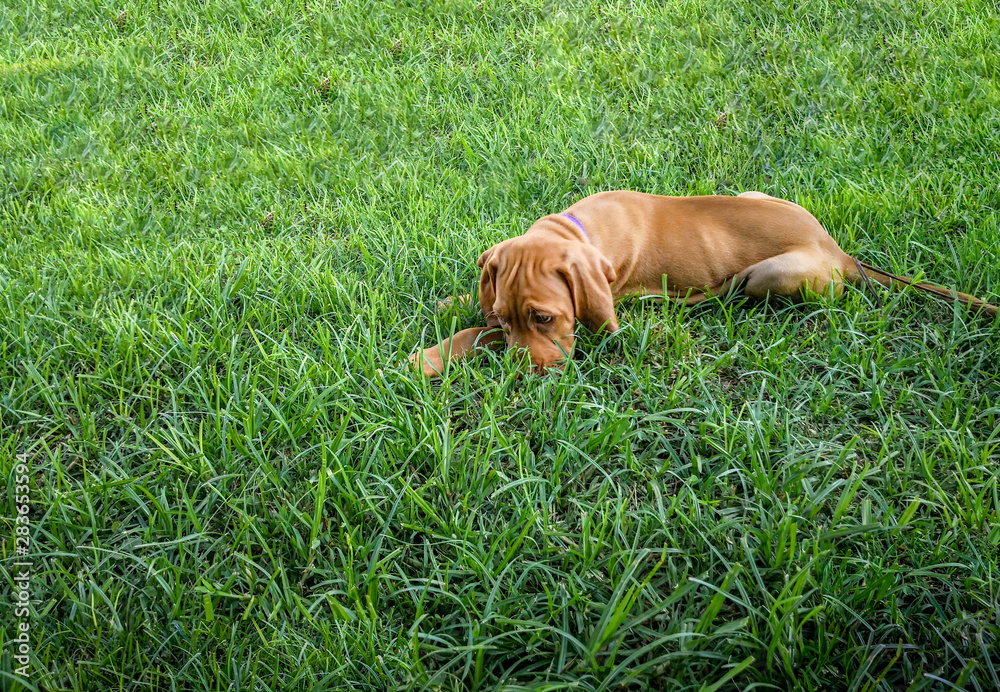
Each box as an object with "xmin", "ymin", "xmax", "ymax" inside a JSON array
[
  {"xmin": 477, "ymin": 243, "xmax": 504, "ymax": 327},
  {"xmin": 559, "ymin": 246, "xmax": 619, "ymax": 333}
]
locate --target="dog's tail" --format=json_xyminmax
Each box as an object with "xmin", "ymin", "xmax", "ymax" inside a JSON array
[{"xmin": 849, "ymin": 258, "xmax": 998, "ymax": 318}]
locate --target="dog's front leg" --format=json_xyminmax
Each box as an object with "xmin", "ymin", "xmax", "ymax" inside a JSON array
[{"xmin": 408, "ymin": 326, "xmax": 505, "ymax": 378}]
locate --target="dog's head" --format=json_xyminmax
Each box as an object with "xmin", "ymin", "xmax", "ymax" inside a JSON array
[{"xmin": 477, "ymin": 236, "xmax": 618, "ymax": 373}]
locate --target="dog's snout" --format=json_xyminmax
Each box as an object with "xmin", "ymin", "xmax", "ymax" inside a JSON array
[
  {"xmin": 509, "ymin": 345, "xmax": 562, "ymax": 375},
  {"xmin": 503, "ymin": 327, "xmax": 572, "ymax": 375}
]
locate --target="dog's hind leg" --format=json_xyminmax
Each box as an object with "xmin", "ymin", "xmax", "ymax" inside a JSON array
[
  {"xmin": 734, "ymin": 249, "xmax": 853, "ymax": 300},
  {"xmin": 671, "ymin": 278, "xmax": 745, "ymax": 306}
]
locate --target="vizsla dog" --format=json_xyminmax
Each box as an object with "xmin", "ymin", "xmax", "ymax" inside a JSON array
[{"xmin": 410, "ymin": 190, "xmax": 997, "ymax": 377}]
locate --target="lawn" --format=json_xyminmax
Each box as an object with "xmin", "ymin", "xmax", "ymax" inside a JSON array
[{"xmin": 1, "ymin": 0, "xmax": 999, "ymax": 689}]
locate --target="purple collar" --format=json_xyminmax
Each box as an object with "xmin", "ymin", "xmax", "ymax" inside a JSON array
[{"xmin": 561, "ymin": 213, "xmax": 588, "ymax": 240}]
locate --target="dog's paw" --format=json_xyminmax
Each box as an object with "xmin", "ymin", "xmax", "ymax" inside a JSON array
[{"xmin": 408, "ymin": 348, "xmax": 444, "ymax": 379}]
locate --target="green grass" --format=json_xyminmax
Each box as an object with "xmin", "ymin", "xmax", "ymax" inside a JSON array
[{"xmin": 2, "ymin": 0, "xmax": 999, "ymax": 689}]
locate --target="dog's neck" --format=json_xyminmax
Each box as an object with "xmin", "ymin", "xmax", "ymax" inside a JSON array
[
  {"xmin": 561, "ymin": 213, "xmax": 588, "ymax": 240},
  {"xmin": 526, "ymin": 214, "xmax": 589, "ymax": 244}
]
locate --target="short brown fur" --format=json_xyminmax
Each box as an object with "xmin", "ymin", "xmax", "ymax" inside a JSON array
[{"xmin": 411, "ymin": 191, "xmax": 997, "ymax": 377}]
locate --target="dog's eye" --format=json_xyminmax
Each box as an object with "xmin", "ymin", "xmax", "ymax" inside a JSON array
[{"xmin": 535, "ymin": 314, "xmax": 552, "ymax": 324}]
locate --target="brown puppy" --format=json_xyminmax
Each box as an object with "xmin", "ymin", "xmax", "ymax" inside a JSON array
[{"xmin": 411, "ymin": 190, "xmax": 997, "ymax": 377}]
